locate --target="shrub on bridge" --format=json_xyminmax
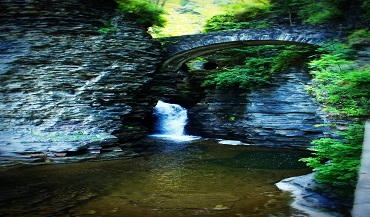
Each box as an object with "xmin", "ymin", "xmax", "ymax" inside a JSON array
[
  {"xmin": 116, "ymin": 0, "xmax": 167, "ymax": 27},
  {"xmin": 203, "ymin": 4, "xmax": 271, "ymax": 32}
]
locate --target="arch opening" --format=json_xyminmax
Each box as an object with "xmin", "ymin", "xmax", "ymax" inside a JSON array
[
  {"xmin": 150, "ymin": 41, "xmax": 327, "ymax": 146},
  {"xmin": 161, "ymin": 40, "xmax": 318, "ymax": 72}
]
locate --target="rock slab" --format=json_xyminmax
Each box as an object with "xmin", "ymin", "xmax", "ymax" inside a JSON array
[{"xmin": 0, "ymin": 0, "xmax": 163, "ymax": 158}]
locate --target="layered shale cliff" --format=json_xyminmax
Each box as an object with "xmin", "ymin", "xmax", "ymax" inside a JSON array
[
  {"xmin": 185, "ymin": 70, "xmax": 328, "ymax": 147},
  {"xmin": 0, "ymin": 0, "xmax": 164, "ymax": 159}
]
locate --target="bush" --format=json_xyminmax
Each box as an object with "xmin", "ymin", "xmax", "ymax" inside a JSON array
[
  {"xmin": 202, "ymin": 57, "xmax": 273, "ymax": 90},
  {"xmin": 203, "ymin": 4, "xmax": 271, "ymax": 32},
  {"xmin": 296, "ymin": 0, "xmax": 370, "ymax": 25},
  {"xmin": 347, "ymin": 29, "xmax": 370, "ymax": 46},
  {"xmin": 271, "ymin": 45, "xmax": 316, "ymax": 72},
  {"xmin": 301, "ymin": 36, "xmax": 370, "ymax": 197},
  {"xmin": 308, "ymin": 53, "xmax": 370, "ymax": 118},
  {"xmin": 316, "ymin": 40, "xmax": 356, "ymax": 59},
  {"xmin": 200, "ymin": 44, "xmax": 317, "ymax": 90},
  {"xmin": 300, "ymin": 124, "xmax": 364, "ymax": 196},
  {"xmin": 363, "ymin": 0, "xmax": 370, "ymax": 20},
  {"xmin": 98, "ymin": 20, "xmax": 117, "ymax": 34},
  {"xmin": 116, "ymin": 0, "xmax": 167, "ymax": 27},
  {"xmin": 232, "ymin": 4, "xmax": 271, "ymax": 21},
  {"xmin": 297, "ymin": 0, "xmax": 346, "ymax": 24},
  {"xmin": 203, "ymin": 14, "xmax": 270, "ymax": 32}
]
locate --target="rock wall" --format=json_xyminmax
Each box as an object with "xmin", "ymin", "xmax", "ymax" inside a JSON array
[
  {"xmin": 0, "ymin": 0, "xmax": 332, "ymax": 162},
  {"xmin": 185, "ymin": 70, "xmax": 328, "ymax": 148},
  {"xmin": 0, "ymin": 0, "xmax": 163, "ymax": 158}
]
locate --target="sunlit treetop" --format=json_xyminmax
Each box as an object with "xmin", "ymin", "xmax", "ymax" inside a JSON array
[{"xmin": 148, "ymin": 0, "xmax": 269, "ymax": 37}]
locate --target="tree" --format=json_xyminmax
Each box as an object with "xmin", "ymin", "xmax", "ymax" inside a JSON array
[
  {"xmin": 151, "ymin": 0, "xmax": 167, "ymax": 7},
  {"xmin": 270, "ymin": 0, "xmax": 302, "ymax": 25},
  {"xmin": 272, "ymin": 0, "xmax": 369, "ymax": 25},
  {"xmin": 203, "ymin": 4, "xmax": 271, "ymax": 32},
  {"xmin": 116, "ymin": 0, "xmax": 167, "ymax": 27}
]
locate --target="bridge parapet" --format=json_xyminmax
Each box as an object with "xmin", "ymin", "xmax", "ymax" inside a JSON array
[{"xmin": 158, "ymin": 25, "xmax": 341, "ymax": 72}]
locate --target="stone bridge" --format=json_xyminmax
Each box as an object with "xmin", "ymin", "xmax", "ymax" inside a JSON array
[{"xmin": 159, "ymin": 26, "xmax": 341, "ymax": 72}]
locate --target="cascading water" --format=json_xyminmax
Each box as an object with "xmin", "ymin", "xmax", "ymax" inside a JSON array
[
  {"xmin": 151, "ymin": 100, "xmax": 199, "ymax": 141},
  {"xmin": 154, "ymin": 100, "xmax": 187, "ymax": 136}
]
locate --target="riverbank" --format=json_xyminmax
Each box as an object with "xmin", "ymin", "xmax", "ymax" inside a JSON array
[{"xmin": 277, "ymin": 173, "xmax": 352, "ymax": 217}]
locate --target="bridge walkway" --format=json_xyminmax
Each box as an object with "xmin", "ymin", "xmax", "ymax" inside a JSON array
[{"xmin": 353, "ymin": 121, "xmax": 370, "ymax": 217}]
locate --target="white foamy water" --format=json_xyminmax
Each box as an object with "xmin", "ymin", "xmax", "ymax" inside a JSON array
[
  {"xmin": 218, "ymin": 140, "xmax": 250, "ymax": 145},
  {"xmin": 150, "ymin": 100, "xmax": 200, "ymax": 142}
]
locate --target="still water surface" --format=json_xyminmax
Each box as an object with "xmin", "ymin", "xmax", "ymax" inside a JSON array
[{"xmin": 0, "ymin": 138, "xmax": 312, "ymax": 217}]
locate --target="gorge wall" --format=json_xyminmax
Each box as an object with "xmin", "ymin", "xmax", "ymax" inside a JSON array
[
  {"xmin": 184, "ymin": 70, "xmax": 328, "ymax": 148},
  {"xmin": 0, "ymin": 0, "xmax": 330, "ymax": 163},
  {"xmin": 0, "ymin": 0, "xmax": 165, "ymax": 160}
]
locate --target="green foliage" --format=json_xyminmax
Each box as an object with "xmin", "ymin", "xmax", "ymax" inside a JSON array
[
  {"xmin": 302, "ymin": 37, "xmax": 369, "ymax": 197},
  {"xmin": 231, "ymin": 4, "xmax": 271, "ymax": 21},
  {"xmin": 203, "ymin": 4, "xmax": 271, "ymax": 32},
  {"xmin": 316, "ymin": 40, "xmax": 355, "ymax": 59},
  {"xmin": 271, "ymin": 45, "xmax": 316, "ymax": 72},
  {"xmin": 202, "ymin": 0, "xmax": 369, "ymax": 27},
  {"xmin": 203, "ymin": 15, "xmax": 248, "ymax": 32},
  {"xmin": 308, "ymin": 53, "xmax": 370, "ymax": 118},
  {"xmin": 297, "ymin": 0, "xmax": 345, "ymax": 24},
  {"xmin": 309, "ymin": 54, "xmax": 351, "ymax": 71},
  {"xmin": 204, "ymin": 14, "xmax": 269, "ymax": 32},
  {"xmin": 98, "ymin": 21, "xmax": 117, "ymax": 34},
  {"xmin": 347, "ymin": 29, "xmax": 370, "ymax": 46},
  {"xmin": 300, "ymin": 124, "xmax": 364, "ymax": 196},
  {"xmin": 270, "ymin": 0, "xmax": 303, "ymax": 25},
  {"xmin": 202, "ymin": 57, "xmax": 273, "ymax": 90},
  {"xmin": 116, "ymin": 0, "xmax": 167, "ymax": 27},
  {"xmin": 295, "ymin": 0, "xmax": 370, "ymax": 24},
  {"xmin": 201, "ymin": 45, "xmax": 316, "ymax": 90},
  {"xmin": 363, "ymin": 0, "xmax": 370, "ymax": 19},
  {"xmin": 272, "ymin": 0, "xmax": 369, "ymax": 25}
]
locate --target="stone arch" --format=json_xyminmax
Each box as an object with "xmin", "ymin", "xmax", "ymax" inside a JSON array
[{"xmin": 159, "ymin": 26, "xmax": 339, "ymax": 72}]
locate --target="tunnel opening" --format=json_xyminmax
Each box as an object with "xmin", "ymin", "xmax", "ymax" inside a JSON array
[{"xmin": 203, "ymin": 62, "xmax": 218, "ymax": 70}]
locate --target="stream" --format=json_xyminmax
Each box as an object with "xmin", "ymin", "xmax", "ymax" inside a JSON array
[
  {"xmin": 0, "ymin": 138, "xmax": 313, "ymax": 217},
  {"xmin": 0, "ymin": 101, "xmax": 339, "ymax": 216}
]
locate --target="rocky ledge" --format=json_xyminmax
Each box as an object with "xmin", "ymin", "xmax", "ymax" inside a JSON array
[
  {"xmin": 186, "ymin": 69, "xmax": 329, "ymax": 148},
  {"xmin": 0, "ymin": 0, "xmax": 164, "ymax": 162},
  {"xmin": 276, "ymin": 173, "xmax": 352, "ymax": 217}
]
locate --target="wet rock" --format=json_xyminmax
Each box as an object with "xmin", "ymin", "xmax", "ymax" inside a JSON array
[
  {"xmin": 213, "ymin": 204, "xmax": 230, "ymax": 210},
  {"xmin": 187, "ymin": 70, "xmax": 329, "ymax": 147},
  {"xmin": 276, "ymin": 173, "xmax": 348, "ymax": 217},
  {"xmin": 0, "ymin": 0, "xmax": 164, "ymax": 157}
]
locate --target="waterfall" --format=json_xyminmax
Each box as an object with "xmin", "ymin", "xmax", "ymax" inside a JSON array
[
  {"xmin": 154, "ymin": 100, "xmax": 187, "ymax": 136},
  {"xmin": 151, "ymin": 100, "xmax": 199, "ymax": 141}
]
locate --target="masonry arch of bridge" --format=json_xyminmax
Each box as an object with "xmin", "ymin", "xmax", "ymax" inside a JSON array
[
  {"xmin": 159, "ymin": 27, "xmax": 338, "ymax": 72},
  {"xmin": 163, "ymin": 40, "xmax": 313, "ymax": 72}
]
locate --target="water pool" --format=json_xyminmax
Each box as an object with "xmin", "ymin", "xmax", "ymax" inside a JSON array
[{"xmin": 0, "ymin": 138, "xmax": 313, "ymax": 217}]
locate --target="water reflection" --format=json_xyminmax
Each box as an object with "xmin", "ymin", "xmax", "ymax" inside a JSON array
[
  {"xmin": 0, "ymin": 138, "xmax": 313, "ymax": 217},
  {"xmin": 208, "ymin": 149, "xmax": 309, "ymax": 170}
]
